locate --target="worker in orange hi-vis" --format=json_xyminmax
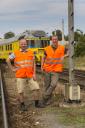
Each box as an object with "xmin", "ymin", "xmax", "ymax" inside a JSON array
[
  {"xmin": 7, "ymin": 36, "xmax": 40, "ymax": 111},
  {"xmin": 38, "ymin": 35, "xmax": 69, "ymax": 107}
]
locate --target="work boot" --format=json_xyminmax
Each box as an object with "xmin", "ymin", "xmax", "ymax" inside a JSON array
[
  {"xmin": 20, "ymin": 102, "xmax": 27, "ymax": 111},
  {"xmin": 38, "ymin": 96, "xmax": 52, "ymax": 107},
  {"xmin": 45, "ymin": 99, "xmax": 53, "ymax": 106},
  {"xmin": 35, "ymin": 100, "xmax": 39, "ymax": 108},
  {"xmin": 34, "ymin": 100, "xmax": 45, "ymax": 108},
  {"xmin": 35, "ymin": 99, "xmax": 46, "ymax": 108}
]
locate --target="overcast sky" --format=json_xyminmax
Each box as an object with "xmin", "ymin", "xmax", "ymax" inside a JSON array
[{"xmin": 0, "ymin": 0, "xmax": 85, "ymax": 37}]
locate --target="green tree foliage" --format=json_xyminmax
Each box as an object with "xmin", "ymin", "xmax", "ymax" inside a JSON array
[
  {"xmin": 52, "ymin": 29, "xmax": 62, "ymax": 41},
  {"xmin": 75, "ymin": 41, "xmax": 85, "ymax": 57},
  {"xmin": 74, "ymin": 29, "xmax": 85, "ymax": 57},
  {"xmin": 4, "ymin": 31, "xmax": 15, "ymax": 39},
  {"xmin": 64, "ymin": 29, "xmax": 85, "ymax": 57},
  {"xmin": 74, "ymin": 29, "xmax": 83, "ymax": 41},
  {"xmin": 32, "ymin": 30, "xmax": 46, "ymax": 37},
  {"xmin": 64, "ymin": 35, "xmax": 68, "ymax": 41},
  {"xmin": 74, "ymin": 31, "xmax": 80, "ymax": 41}
]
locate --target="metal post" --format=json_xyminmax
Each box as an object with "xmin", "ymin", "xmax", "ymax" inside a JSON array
[
  {"xmin": 67, "ymin": 0, "xmax": 80, "ymax": 102},
  {"xmin": 62, "ymin": 18, "xmax": 64, "ymax": 44}
]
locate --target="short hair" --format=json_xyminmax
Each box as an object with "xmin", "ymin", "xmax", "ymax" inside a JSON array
[
  {"xmin": 18, "ymin": 36, "xmax": 25, "ymax": 41},
  {"xmin": 52, "ymin": 35, "xmax": 58, "ymax": 38}
]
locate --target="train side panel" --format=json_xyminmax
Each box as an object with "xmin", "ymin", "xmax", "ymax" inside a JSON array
[
  {"xmin": 0, "ymin": 41, "xmax": 19, "ymax": 60},
  {"xmin": 0, "ymin": 38, "xmax": 49, "ymax": 64}
]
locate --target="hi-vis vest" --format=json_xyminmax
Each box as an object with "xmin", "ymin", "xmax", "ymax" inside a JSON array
[
  {"xmin": 14, "ymin": 50, "xmax": 34, "ymax": 78},
  {"xmin": 43, "ymin": 45, "xmax": 65, "ymax": 72}
]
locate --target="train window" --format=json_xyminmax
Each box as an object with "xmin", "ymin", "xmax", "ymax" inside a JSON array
[
  {"xmin": 10, "ymin": 44, "xmax": 12, "ymax": 50},
  {"xmin": 41, "ymin": 40, "xmax": 44, "ymax": 47},
  {"xmin": 47, "ymin": 40, "xmax": 50, "ymax": 45},
  {"xmin": 27, "ymin": 39, "xmax": 49, "ymax": 48},
  {"xmin": 0, "ymin": 46, "xmax": 2, "ymax": 51},
  {"xmin": 2, "ymin": 46, "xmax": 3, "ymax": 51},
  {"xmin": 31, "ymin": 40, "xmax": 35, "ymax": 47},
  {"xmin": 7, "ymin": 45, "xmax": 9, "ymax": 50},
  {"xmin": 6, "ymin": 45, "xmax": 7, "ymax": 51},
  {"xmin": 28, "ymin": 40, "xmax": 35, "ymax": 48},
  {"xmin": 44, "ymin": 41, "xmax": 46, "ymax": 47},
  {"xmin": 35, "ymin": 40, "xmax": 41, "ymax": 48},
  {"xmin": 26, "ymin": 40, "xmax": 29, "ymax": 46},
  {"xmin": 41, "ymin": 40, "xmax": 48, "ymax": 47}
]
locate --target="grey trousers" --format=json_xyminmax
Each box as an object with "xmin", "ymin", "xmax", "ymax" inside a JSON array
[{"xmin": 43, "ymin": 72, "xmax": 59, "ymax": 101}]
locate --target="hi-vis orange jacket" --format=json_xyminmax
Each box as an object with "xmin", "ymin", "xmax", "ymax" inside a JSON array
[
  {"xmin": 43, "ymin": 45, "xmax": 65, "ymax": 72},
  {"xmin": 14, "ymin": 50, "xmax": 34, "ymax": 78}
]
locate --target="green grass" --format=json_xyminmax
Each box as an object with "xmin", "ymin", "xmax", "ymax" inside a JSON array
[
  {"xmin": 57, "ymin": 107, "xmax": 85, "ymax": 126},
  {"xmin": 63, "ymin": 56, "xmax": 85, "ymax": 69},
  {"xmin": 74, "ymin": 56, "xmax": 85, "ymax": 69},
  {"xmin": 41, "ymin": 94, "xmax": 85, "ymax": 127},
  {"xmin": 44, "ymin": 106, "xmax": 85, "ymax": 127}
]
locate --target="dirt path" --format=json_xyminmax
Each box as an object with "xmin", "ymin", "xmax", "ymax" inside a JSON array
[{"xmin": 36, "ymin": 111, "xmax": 72, "ymax": 128}]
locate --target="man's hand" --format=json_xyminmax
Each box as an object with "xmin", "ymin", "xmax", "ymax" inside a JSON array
[
  {"xmin": 41, "ymin": 66, "xmax": 44, "ymax": 72},
  {"xmin": 60, "ymin": 56, "xmax": 64, "ymax": 61},
  {"xmin": 33, "ymin": 74, "xmax": 36, "ymax": 81}
]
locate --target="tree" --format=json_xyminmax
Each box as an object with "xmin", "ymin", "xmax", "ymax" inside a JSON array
[
  {"xmin": 76, "ymin": 29, "xmax": 83, "ymax": 35},
  {"xmin": 63, "ymin": 29, "xmax": 85, "ymax": 57},
  {"xmin": 52, "ymin": 29, "xmax": 62, "ymax": 41},
  {"xmin": 75, "ymin": 41, "xmax": 85, "ymax": 57},
  {"xmin": 64, "ymin": 35, "xmax": 68, "ymax": 41},
  {"xmin": 4, "ymin": 31, "xmax": 15, "ymax": 39},
  {"xmin": 74, "ymin": 29, "xmax": 85, "ymax": 42}
]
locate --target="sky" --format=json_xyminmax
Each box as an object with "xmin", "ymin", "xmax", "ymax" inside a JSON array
[{"xmin": 0, "ymin": 0, "xmax": 85, "ymax": 37}]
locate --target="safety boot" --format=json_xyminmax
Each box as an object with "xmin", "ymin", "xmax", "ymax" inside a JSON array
[{"xmin": 20, "ymin": 102, "xmax": 27, "ymax": 111}]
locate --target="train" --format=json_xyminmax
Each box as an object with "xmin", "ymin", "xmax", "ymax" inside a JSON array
[{"xmin": 0, "ymin": 30, "xmax": 50, "ymax": 64}]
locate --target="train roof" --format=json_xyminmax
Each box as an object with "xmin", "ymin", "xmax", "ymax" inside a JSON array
[{"xmin": 0, "ymin": 30, "xmax": 49, "ymax": 45}]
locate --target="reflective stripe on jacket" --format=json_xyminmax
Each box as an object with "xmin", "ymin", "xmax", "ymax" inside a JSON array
[
  {"xmin": 14, "ymin": 50, "xmax": 34, "ymax": 78},
  {"xmin": 43, "ymin": 45, "xmax": 65, "ymax": 72}
]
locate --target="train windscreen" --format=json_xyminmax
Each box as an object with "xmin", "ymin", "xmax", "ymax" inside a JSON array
[{"xmin": 27, "ymin": 40, "xmax": 50, "ymax": 48}]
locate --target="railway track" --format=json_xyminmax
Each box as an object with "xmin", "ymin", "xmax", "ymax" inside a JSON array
[
  {"xmin": 37, "ymin": 66, "xmax": 85, "ymax": 87},
  {"xmin": 60, "ymin": 69, "xmax": 85, "ymax": 88},
  {"xmin": 0, "ymin": 97, "xmax": 3, "ymax": 128},
  {"xmin": 0, "ymin": 68, "xmax": 8, "ymax": 128},
  {"xmin": 0, "ymin": 89, "xmax": 2, "ymax": 128}
]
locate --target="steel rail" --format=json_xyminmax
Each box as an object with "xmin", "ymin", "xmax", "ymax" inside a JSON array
[{"xmin": 0, "ymin": 70, "xmax": 8, "ymax": 128}]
